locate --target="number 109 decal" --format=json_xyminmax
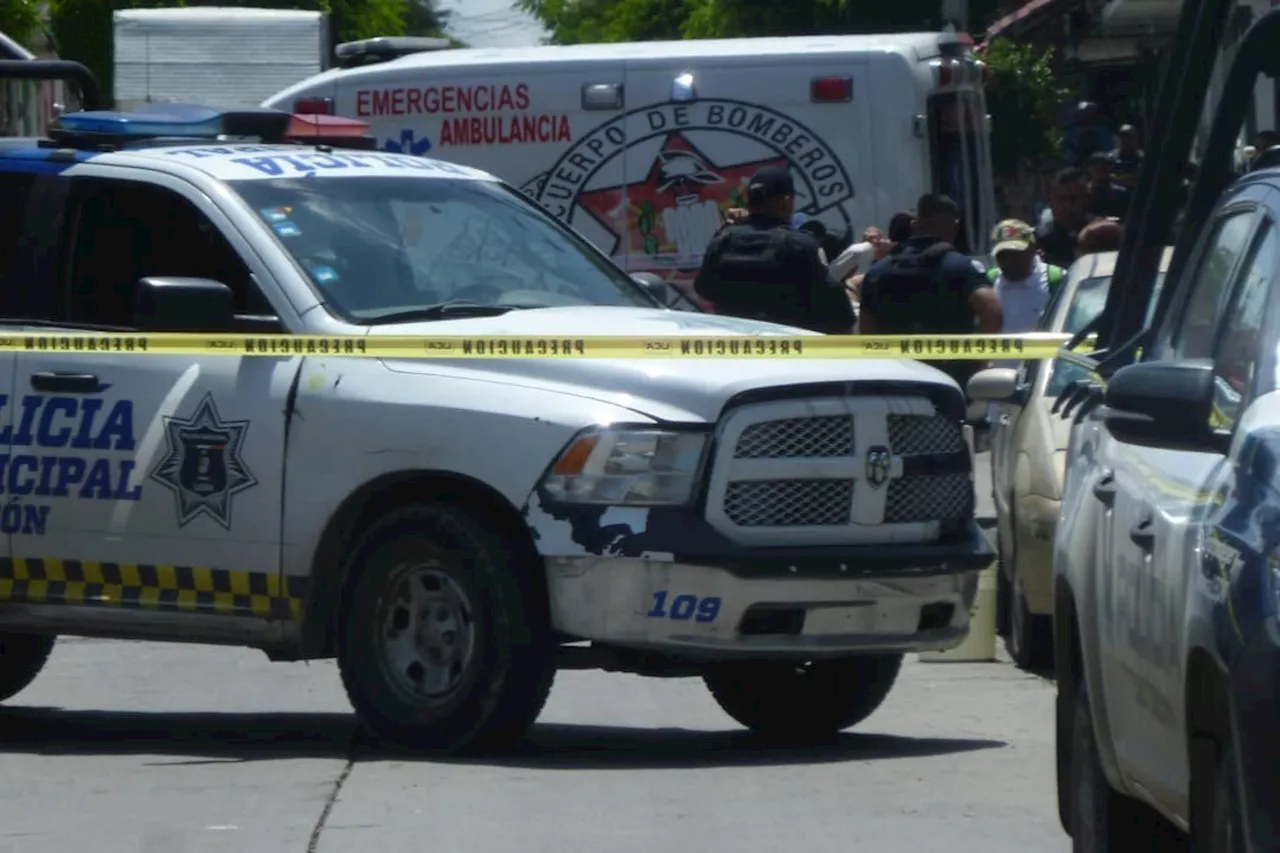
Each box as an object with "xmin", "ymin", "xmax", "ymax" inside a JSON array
[{"xmin": 646, "ymin": 590, "xmax": 722, "ymax": 623}]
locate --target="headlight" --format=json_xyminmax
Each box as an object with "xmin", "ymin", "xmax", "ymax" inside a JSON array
[{"xmin": 540, "ymin": 426, "xmax": 708, "ymax": 506}]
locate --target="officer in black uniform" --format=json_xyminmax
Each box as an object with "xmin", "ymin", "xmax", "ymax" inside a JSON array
[
  {"xmin": 694, "ymin": 166, "xmax": 854, "ymax": 334},
  {"xmin": 858, "ymin": 193, "xmax": 1003, "ymax": 388}
]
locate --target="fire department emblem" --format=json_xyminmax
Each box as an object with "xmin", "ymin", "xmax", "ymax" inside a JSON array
[
  {"xmin": 522, "ymin": 99, "xmax": 856, "ymax": 289},
  {"xmin": 149, "ymin": 393, "xmax": 258, "ymax": 530},
  {"xmin": 865, "ymin": 445, "xmax": 893, "ymax": 490}
]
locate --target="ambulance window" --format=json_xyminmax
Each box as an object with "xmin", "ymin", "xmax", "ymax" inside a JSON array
[
  {"xmin": 927, "ymin": 92, "xmax": 984, "ymax": 252},
  {"xmin": 0, "ymin": 173, "xmax": 34, "ymax": 293},
  {"xmin": 59, "ymin": 179, "xmax": 271, "ymax": 328}
]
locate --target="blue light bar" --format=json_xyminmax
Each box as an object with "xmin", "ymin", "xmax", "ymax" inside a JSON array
[
  {"xmin": 49, "ymin": 104, "xmax": 294, "ymax": 145},
  {"xmin": 55, "ymin": 105, "xmax": 227, "ymax": 138}
]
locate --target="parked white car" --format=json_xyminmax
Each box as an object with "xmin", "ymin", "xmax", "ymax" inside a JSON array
[{"xmin": 968, "ymin": 248, "xmax": 1171, "ymax": 669}]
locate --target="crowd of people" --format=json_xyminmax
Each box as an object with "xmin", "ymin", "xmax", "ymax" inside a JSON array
[{"xmin": 692, "ymin": 158, "xmax": 1134, "ymax": 393}]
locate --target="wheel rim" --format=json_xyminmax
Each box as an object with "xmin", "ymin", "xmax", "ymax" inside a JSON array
[{"xmin": 376, "ymin": 561, "xmax": 477, "ymax": 703}]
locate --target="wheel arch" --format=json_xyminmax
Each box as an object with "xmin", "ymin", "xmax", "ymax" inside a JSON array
[{"xmin": 296, "ymin": 470, "xmax": 541, "ymax": 659}]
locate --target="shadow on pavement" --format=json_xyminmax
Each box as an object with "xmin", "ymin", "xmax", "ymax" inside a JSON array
[
  {"xmin": 429, "ymin": 724, "xmax": 1006, "ymax": 770},
  {"xmin": 0, "ymin": 707, "xmax": 1004, "ymax": 769},
  {"xmin": 0, "ymin": 707, "xmax": 357, "ymax": 763}
]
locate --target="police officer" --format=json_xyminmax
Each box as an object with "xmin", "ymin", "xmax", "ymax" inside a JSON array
[
  {"xmin": 858, "ymin": 193, "xmax": 1003, "ymax": 387},
  {"xmin": 693, "ymin": 166, "xmax": 854, "ymax": 334}
]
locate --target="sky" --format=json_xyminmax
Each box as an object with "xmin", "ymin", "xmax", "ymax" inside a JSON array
[{"xmin": 438, "ymin": 0, "xmax": 550, "ymax": 47}]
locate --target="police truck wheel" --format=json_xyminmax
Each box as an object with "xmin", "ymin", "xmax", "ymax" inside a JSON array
[
  {"xmin": 1069, "ymin": 680, "xmax": 1146, "ymax": 850},
  {"xmin": 0, "ymin": 632, "xmax": 55, "ymax": 702},
  {"xmin": 1208, "ymin": 744, "xmax": 1245, "ymax": 853},
  {"xmin": 336, "ymin": 504, "xmax": 555, "ymax": 754},
  {"xmin": 703, "ymin": 655, "xmax": 903, "ymax": 739}
]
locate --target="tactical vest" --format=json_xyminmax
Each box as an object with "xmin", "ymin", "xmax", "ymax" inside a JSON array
[{"xmin": 866, "ymin": 241, "xmax": 968, "ymax": 335}]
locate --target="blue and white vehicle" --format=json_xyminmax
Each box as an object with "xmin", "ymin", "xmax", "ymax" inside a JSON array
[{"xmin": 0, "ymin": 93, "xmax": 991, "ymax": 752}]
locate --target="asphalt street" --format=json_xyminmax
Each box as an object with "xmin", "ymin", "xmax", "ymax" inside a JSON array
[{"xmin": 0, "ymin": 454, "xmax": 1070, "ymax": 853}]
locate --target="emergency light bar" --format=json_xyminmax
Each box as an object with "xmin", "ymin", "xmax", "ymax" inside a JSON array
[
  {"xmin": 285, "ymin": 113, "xmax": 377, "ymax": 149},
  {"xmin": 48, "ymin": 104, "xmax": 294, "ymax": 147}
]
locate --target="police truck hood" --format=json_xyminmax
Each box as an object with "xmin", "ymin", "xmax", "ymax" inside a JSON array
[{"xmin": 372, "ymin": 306, "xmax": 958, "ymax": 422}]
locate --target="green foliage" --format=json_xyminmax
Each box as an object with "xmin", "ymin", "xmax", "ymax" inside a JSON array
[
  {"xmin": 981, "ymin": 37, "xmax": 1068, "ymax": 176},
  {"xmin": 518, "ymin": 0, "xmax": 958, "ymax": 44},
  {"xmin": 404, "ymin": 0, "xmax": 451, "ymax": 39},
  {"xmin": 0, "ymin": 0, "xmax": 42, "ymax": 44}
]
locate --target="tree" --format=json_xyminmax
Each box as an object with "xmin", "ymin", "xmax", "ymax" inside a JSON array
[
  {"xmin": 0, "ymin": 0, "xmax": 41, "ymax": 46},
  {"xmin": 404, "ymin": 0, "xmax": 452, "ymax": 38},
  {"xmin": 519, "ymin": 0, "xmax": 969, "ymax": 44},
  {"xmin": 980, "ymin": 37, "xmax": 1068, "ymax": 178}
]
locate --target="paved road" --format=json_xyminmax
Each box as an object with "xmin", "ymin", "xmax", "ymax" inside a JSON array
[{"xmin": 1, "ymin": 454, "xmax": 1063, "ymax": 853}]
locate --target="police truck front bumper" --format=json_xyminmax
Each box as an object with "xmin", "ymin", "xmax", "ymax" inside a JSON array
[{"xmin": 544, "ymin": 529, "xmax": 992, "ymax": 659}]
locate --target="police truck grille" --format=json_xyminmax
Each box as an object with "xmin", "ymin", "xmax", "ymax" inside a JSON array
[
  {"xmin": 734, "ymin": 416, "xmax": 853, "ymax": 458},
  {"xmin": 884, "ymin": 474, "xmax": 973, "ymax": 523},
  {"xmin": 887, "ymin": 414, "xmax": 965, "ymax": 454},
  {"xmin": 706, "ymin": 396, "xmax": 973, "ymax": 545},
  {"xmin": 724, "ymin": 480, "xmax": 853, "ymax": 526}
]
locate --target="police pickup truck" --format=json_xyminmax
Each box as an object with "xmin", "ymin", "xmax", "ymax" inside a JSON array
[{"xmin": 0, "ymin": 100, "xmax": 990, "ymax": 753}]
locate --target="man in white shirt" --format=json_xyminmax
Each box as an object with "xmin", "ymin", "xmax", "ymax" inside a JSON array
[
  {"xmin": 828, "ymin": 226, "xmax": 894, "ymax": 283},
  {"xmin": 988, "ymin": 218, "xmax": 1066, "ymax": 339}
]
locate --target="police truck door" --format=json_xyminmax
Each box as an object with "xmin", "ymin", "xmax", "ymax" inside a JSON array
[{"xmin": 9, "ymin": 169, "xmax": 295, "ymax": 626}]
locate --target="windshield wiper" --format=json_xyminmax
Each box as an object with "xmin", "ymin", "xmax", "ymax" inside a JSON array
[{"xmin": 364, "ymin": 301, "xmax": 521, "ymax": 325}]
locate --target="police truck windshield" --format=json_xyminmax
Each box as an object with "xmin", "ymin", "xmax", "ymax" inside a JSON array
[{"xmin": 229, "ymin": 176, "xmax": 655, "ymax": 323}]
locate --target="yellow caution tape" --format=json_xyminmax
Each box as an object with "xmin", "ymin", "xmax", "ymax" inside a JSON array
[{"xmin": 4, "ymin": 331, "xmax": 1083, "ymax": 359}]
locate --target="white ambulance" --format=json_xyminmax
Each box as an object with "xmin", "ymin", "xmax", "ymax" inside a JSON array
[{"xmin": 264, "ymin": 32, "xmax": 998, "ymax": 301}]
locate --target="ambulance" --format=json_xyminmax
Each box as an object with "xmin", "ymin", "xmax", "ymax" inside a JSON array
[{"xmin": 264, "ymin": 32, "xmax": 998, "ymax": 298}]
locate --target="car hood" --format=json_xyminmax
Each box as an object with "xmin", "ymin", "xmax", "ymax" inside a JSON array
[{"xmin": 370, "ymin": 307, "xmax": 958, "ymax": 422}]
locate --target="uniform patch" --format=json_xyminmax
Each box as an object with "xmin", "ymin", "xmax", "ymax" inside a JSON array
[
  {"xmin": 149, "ymin": 393, "xmax": 258, "ymax": 530},
  {"xmin": 971, "ymin": 258, "xmax": 987, "ymax": 273}
]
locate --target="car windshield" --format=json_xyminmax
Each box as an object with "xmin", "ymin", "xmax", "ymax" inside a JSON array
[
  {"xmin": 228, "ymin": 176, "xmax": 657, "ymax": 323},
  {"xmin": 1046, "ymin": 270, "xmax": 1168, "ymax": 396}
]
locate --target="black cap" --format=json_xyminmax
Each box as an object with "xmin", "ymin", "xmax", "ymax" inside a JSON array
[{"xmin": 747, "ymin": 165, "xmax": 794, "ymax": 204}]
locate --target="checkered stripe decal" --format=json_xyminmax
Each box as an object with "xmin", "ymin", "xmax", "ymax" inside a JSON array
[{"xmin": 0, "ymin": 558, "xmax": 307, "ymax": 620}]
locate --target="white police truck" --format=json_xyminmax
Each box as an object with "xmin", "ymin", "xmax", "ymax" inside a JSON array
[{"xmin": 0, "ymin": 96, "xmax": 991, "ymax": 752}]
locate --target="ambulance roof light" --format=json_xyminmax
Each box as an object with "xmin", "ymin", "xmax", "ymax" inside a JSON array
[
  {"xmin": 335, "ymin": 36, "xmax": 453, "ymax": 68},
  {"xmin": 48, "ymin": 105, "xmax": 294, "ymax": 148}
]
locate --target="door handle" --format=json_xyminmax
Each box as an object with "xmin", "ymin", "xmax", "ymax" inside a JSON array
[
  {"xmin": 1092, "ymin": 471, "xmax": 1117, "ymax": 507},
  {"xmin": 30, "ymin": 372, "xmax": 100, "ymax": 393},
  {"xmin": 1130, "ymin": 514, "xmax": 1156, "ymax": 552}
]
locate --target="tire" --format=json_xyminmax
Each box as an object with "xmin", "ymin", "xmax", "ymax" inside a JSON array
[
  {"xmin": 995, "ymin": 532, "xmax": 1011, "ymax": 637},
  {"xmin": 1006, "ymin": 574, "xmax": 1054, "ymax": 671},
  {"xmin": 335, "ymin": 503, "xmax": 556, "ymax": 754},
  {"xmin": 1209, "ymin": 744, "xmax": 1245, "ymax": 853},
  {"xmin": 1068, "ymin": 680, "xmax": 1147, "ymax": 851},
  {"xmin": 703, "ymin": 654, "xmax": 903, "ymax": 739},
  {"xmin": 0, "ymin": 632, "xmax": 55, "ymax": 702}
]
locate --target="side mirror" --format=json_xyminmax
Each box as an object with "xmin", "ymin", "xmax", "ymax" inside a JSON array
[
  {"xmin": 967, "ymin": 368, "xmax": 1025, "ymax": 404},
  {"xmin": 134, "ymin": 277, "xmax": 236, "ymax": 332},
  {"xmin": 1103, "ymin": 359, "xmax": 1228, "ymax": 454},
  {"xmin": 631, "ymin": 271, "xmax": 673, "ymax": 305}
]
